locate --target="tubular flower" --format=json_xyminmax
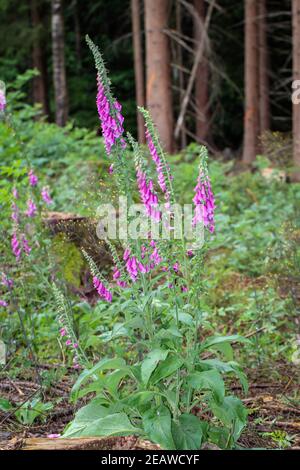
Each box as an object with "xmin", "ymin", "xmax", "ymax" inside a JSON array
[
  {"xmin": 93, "ymin": 276, "xmax": 112, "ymax": 302},
  {"xmin": 11, "ymin": 202, "xmax": 19, "ymax": 223},
  {"xmin": 11, "ymin": 233, "xmax": 21, "ymax": 261},
  {"xmin": 1, "ymin": 273, "xmax": 13, "ymax": 289},
  {"xmin": 25, "ymin": 199, "xmax": 37, "ymax": 218},
  {"xmin": 0, "ymin": 300, "xmax": 8, "ymax": 307},
  {"xmin": 28, "ymin": 170, "xmax": 38, "ymax": 187},
  {"xmin": 113, "ymin": 267, "xmax": 127, "ymax": 288},
  {"xmin": 21, "ymin": 235, "xmax": 31, "ymax": 255},
  {"xmin": 41, "ymin": 187, "xmax": 53, "ymax": 205},
  {"xmin": 136, "ymin": 168, "xmax": 161, "ymax": 222},
  {"xmin": 96, "ymin": 76, "xmax": 125, "ymax": 154},
  {"xmin": 123, "ymin": 248, "xmax": 145, "ymax": 282},
  {"xmin": 192, "ymin": 173, "xmax": 215, "ymax": 233},
  {"xmin": 145, "ymin": 130, "xmax": 169, "ymax": 201},
  {"xmin": 0, "ymin": 90, "xmax": 6, "ymax": 112}
]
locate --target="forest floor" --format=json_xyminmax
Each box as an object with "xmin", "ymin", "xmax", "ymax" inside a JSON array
[{"xmin": 0, "ymin": 363, "xmax": 299, "ymax": 450}]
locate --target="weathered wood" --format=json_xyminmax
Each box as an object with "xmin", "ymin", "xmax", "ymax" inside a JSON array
[{"xmin": 1, "ymin": 437, "xmax": 160, "ymax": 451}]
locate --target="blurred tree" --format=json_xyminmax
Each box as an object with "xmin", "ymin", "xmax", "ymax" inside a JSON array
[
  {"xmin": 30, "ymin": 0, "xmax": 49, "ymax": 116},
  {"xmin": 243, "ymin": 0, "xmax": 259, "ymax": 164},
  {"xmin": 51, "ymin": 0, "xmax": 68, "ymax": 126},
  {"xmin": 293, "ymin": 0, "xmax": 300, "ymax": 181},
  {"xmin": 194, "ymin": 0, "xmax": 210, "ymax": 142},
  {"xmin": 145, "ymin": 0, "xmax": 173, "ymax": 153},
  {"xmin": 258, "ymin": 0, "xmax": 270, "ymax": 137},
  {"xmin": 131, "ymin": 0, "xmax": 145, "ymax": 143}
]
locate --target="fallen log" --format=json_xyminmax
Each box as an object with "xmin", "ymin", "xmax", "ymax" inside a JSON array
[{"xmin": 1, "ymin": 436, "xmax": 160, "ymax": 451}]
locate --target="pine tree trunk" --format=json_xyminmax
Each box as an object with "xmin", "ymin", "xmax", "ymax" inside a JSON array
[
  {"xmin": 242, "ymin": 0, "xmax": 258, "ymax": 164},
  {"xmin": 51, "ymin": 0, "xmax": 68, "ymax": 126},
  {"xmin": 194, "ymin": 0, "xmax": 210, "ymax": 142},
  {"xmin": 176, "ymin": 1, "xmax": 187, "ymax": 149},
  {"xmin": 131, "ymin": 0, "xmax": 145, "ymax": 144},
  {"xmin": 30, "ymin": 0, "xmax": 49, "ymax": 116},
  {"xmin": 292, "ymin": 0, "xmax": 300, "ymax": 181},
  {"xmin": 258, "ymin": 0, "xmax": 270, "ymax": 136},
  {"xmin": 145, "ymin": 0, "xmax": 173, "ymax": 153}
]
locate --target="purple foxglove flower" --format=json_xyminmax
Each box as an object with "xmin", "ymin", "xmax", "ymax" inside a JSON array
[
  {"xmin": 66, "ymin": 339, "xmax": 72, "ymax": 346},
  {"xmin": 173, "ymin": 262, "xmax": 179, "ymax": 273},
  {"xmin": 145, "ymin": 130, "xmax": 170, "ymax": 203},
  {"xmin": 1, "ymin": 273, "xmax": 13, "ymax": 289},
  {"xmin": 28, "ymin": 170, "xmax": 38, "ymax": 187},
  {"xmin": 60, "ymin": 328, "xmax": 66, "ymax": 337},
  {"xmin": 136, "ymin": 168, "xmax": 161, "ymax": 222},
  {"xmin": 11, "ymin": 233, "xmax": 21, "ymax": 261},
  {"xmin": 22, "ymin": 235, "xmax": 31, "ymax": 255},
  {"xmin": 0, "ymin": 299, "xmax": 8, "ymax": 307},
  {"xmin": 11, "ymin": 202, "xmax": 19, "ymax": 223},
  {"xmin": 96, "ymin": 77, "xmax": 125, "ymax": 154},
  {"xmin": 12, "ymin": 188, "xmax": 19, "ymax": 199},
  {"xmin": 93, "ymin": 276, "xmax": 112, "ymax": 302},
  {"xmin": 25, "ymin": 199, "xmax": 37, "ymax": 218},
  {"xmin": 192, "ymin": 172, "xmax": 215, "ymax": 233},
  {"xmin": 0, "ymin": 90, "xmax": 6, "ymax": 112},
  {"xmin": 109, "ymin": 164, "xmax": 114, "ymax": 174},
  {"xmin": 47, "ymin": 434, "xmax": 61, "ymax": 439},
  {"xmin": 41, "ymin": 187, "xmax": 52, "ymax": 205}
]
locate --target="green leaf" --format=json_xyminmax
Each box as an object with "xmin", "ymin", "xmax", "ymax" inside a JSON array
[
  {"xmin": 141, "ymin": 349, "xmax": 169, "ymax": 386},
  {"xmin": 172, "ymin": 414, "xmax": 206, "ymax": 450},
  {"xmin": 187, "ymin": 370, "xmax": 225, "ymax": 403},
  {"xmin": 0, "ymin": 398, "xmax": 13, "ymax": 412},
  {"xmin": 64, "ymin": 408, "xmax": 140, "ymax": 438},
  {"xmin": 143, "ymin": 405, "xmax": 175, "ymax": 450},
  {"xmin": 198, "ymin": 359, "xmax": 248, "ymax": 393},
  {"xmin": 200, "ymin": 335, "xmax": 249, "ymax": 353},
  {"xmin": 211, "ymin": 396, "xmax": 248, "ymax": 442},
  {"xmin": 71, "ymin": 357, "xmax": 126, "ymax": 400},
  {"xmin": 151, "ymin": 354, "xmax": 183, "ymax": 384}
]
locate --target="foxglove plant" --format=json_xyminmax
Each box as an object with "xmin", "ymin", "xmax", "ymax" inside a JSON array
[{"xmin": 61, "ymin": 38, "xmax": 248, "ymax": 450}]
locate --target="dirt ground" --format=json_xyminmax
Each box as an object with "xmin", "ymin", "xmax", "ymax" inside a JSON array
[{"xmin": 0, "ymin": 363, "xmax": 299, "ymax": 451}]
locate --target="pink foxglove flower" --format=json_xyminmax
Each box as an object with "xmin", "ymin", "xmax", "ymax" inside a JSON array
[
  {"xmin": 145, "ymin": 130, "xmax": 170, "ymax": 203},
  {"xmin": 1, "ymin": 273, "xmax": 13, "ymax": 289},
  {"xmin": 60, "ymin": 328, "xmax": 66, "ymax": 337},
  {"xmin": 109, "ymin": 164, "xmax": 114, "ymax": 174},
  {"xmin": 22, "ymin": 236, "xmax": 31, "ymax": 255},
  {"xmin": 28, "ymin": 170, "xmax": 38, "ymax": 187},
  {"xmin": 11, "ymin": 233, "xmax": 21, "ymax": 261},
  {"xmin": 25, "ymin": 199, "xmax": 37, "ymax": 218},
  {"xmin": 192, "ymin": 172, "xmax": 215, "ymax": 233},
  {"xmin": 0, "ymin": 90, "xmax": 6, "ymax": 112},
  {"xmin": 47, "ymin": 434, "xmax": 61, "ymax": 439},
  {"xmin": 12, "ymin": 188, "xmax": 19, "ymax": 199},
  {"xmin": 136, "ymin": 168, "xmax": 161, "ymax": 222},
  {"xmin": 96, "ymin": 76, "xmax": 125, "ymax": 154},
  {"xmin": 11, "ymin": 202, "xmax": 19, "ymax": 223},
  {"xmin": 93, "ymin": 276, "xmax": 112, "ymax": 302},
  {"xmin": 0, "ymin": 300, "xmax": 8, "ymax": 307},
  {"xmin": 41, "ymin": 187, "xmax": 53, "ymax": 205},
  {"xmin": 66, "ymin": 339, "xmax": 72, "ymax": 346}
]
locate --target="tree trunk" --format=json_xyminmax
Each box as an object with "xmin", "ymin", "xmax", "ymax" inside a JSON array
[
  {"xmin": 176, "ymin": 1, "xmax": 187, "ymax": 149},
  {"xmin": 72, "ymin": 0, "xmax": 82, "ymax": 68},
  {"xmin": 194, "ymin": 0, "xmax": 210, "ymax": 142},
  {"xmin": 131, "ymin": 0, "xmax": 146, "ymax": 144},
  {"xmin": 30, "ymin": 0, "xmax": 49, "ymax": 116},
  {"xmin": 145, "ymin": 0, "xmax": 173, "ymax": 153},
  {"xmin": 51, "ymin": 0, "xmax": 68, "ymax": 126},
  {"xmin": 258, "ymin": 0, "xmax": 270, "ymax": 137},
  {"xmin": 242, "ymin": 0, "xmax": 258, "ymax": 165},
  {"xmin": 292, "ymin": 0, "xmax": 300, "ymax": 181}
]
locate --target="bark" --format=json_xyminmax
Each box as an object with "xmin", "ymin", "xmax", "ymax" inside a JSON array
[
  {"xmin": 193, "ymin": 0, "xmax": 210, "ymax": 141},
  {"xmin": 30, "ymin": 0, "xmax": 49, "ymax": 116},
  {"xmin": 292, "ymin": 0, "xmax": 300, "ymax": 181},
  {"xmin": 51, "ymin": 0, "xmax": 68, "ymax": 126},
  {"xmin": 131, "ymin": 0, "xmax": 146, "ymax": 144},
  {"xmin": 176, "ymin": 1, "xmax": 187, "ymax": 149},
  {"xmin": 145, "ymin": 0, "xmax": 173, "ymax": 153},
  {"xmin": 258, "ymin": 0, "xmax": 270, "ymax": 136},
  {"xmin": 242, "ymin": 0, "xmax": 259, "ymax": 165}
]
